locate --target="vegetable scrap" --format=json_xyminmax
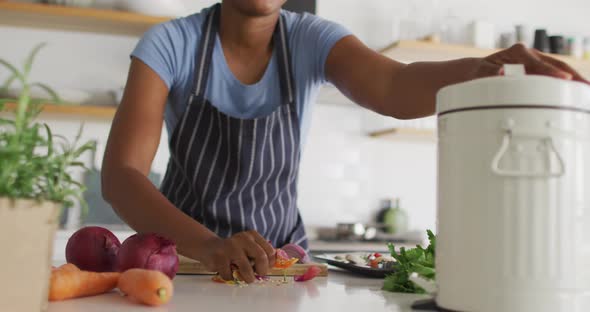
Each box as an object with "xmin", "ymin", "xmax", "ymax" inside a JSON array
[
  {"xmin": 294, "ymin": 266, "xmax": 321, "ymax": 282},
  {"xmin": 210, "ymin": 248, "xmax": 320, "ymax": 286},
  {"xmin": 274, "ymin": 249, "xmax": 299, "ymax": 269}
]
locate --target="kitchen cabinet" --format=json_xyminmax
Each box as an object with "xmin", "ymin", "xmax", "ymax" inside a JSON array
[
  {"xmin": 0, "ymin": 1, "xmax": 169, "ymax": 37},
  {"xmin": 3, "ymin": 102, "xmax": 116, "ymax": 119}
]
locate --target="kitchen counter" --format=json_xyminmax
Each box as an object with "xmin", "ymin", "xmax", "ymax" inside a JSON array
[{"xmin": 47, "ymin": 269, "xmax": 433, "ymax": 312}]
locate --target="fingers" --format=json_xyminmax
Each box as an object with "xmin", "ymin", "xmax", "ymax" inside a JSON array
[
  {"xmin": 244, "ymin": 243, "xmax": 269, "ymax": 277},
  {"xmin": 225, "ymin": 230, "xmax": 274, "ymax": 283},
  {"xmin": 251, "ymin": 233, "xmax": 276, "ymax": 267},
  {"xmin": 477, "ymin": 60, "xmax": 503, "ymax": 77},
  {"xmin": 486, "ymin": 44, "xmax": 572, "ymax": 80},
  {"xmin": 507, "ymin": 44, "xmax": 571, "ymax": 79},
  {"xmin": 519, "ymin": 49, "xmax": 571, "ymax": 79},
  {"xmin": 232, "ymin": 253, "xmax": 256, "ymax": 283},
  {"xmin": 531, "ymin": 50, "xmax": 590, "ymax": 84},
  {"xmin": 217, "ymin": 260, "xmax": 233, "ymax": 281}
]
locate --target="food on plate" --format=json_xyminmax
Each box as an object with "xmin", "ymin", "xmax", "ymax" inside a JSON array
[
  {"xmin": 65, "ymin": 226, "xmax": 121, "ymax": 272},
  {"xmin": 345, "ymin": 254, "xmax": 367, "ymax": 265},
  {"xmin": 281, "ymin": 243, "xmax": 310, "ymax": 263},
  {"xmin": 118, "ymin": 268, "xmax": 174, "ymax": 306},
  {"xmin": 294, "ymin": 266, "xmax": 321, "ymax": 282},
  {"xmin": 382, "ymin": 229, "xmax": 436, "ymax": 294},
  {"xmin": 333, "ymin": 252, "xmax": 395, "ymax": 269},
  {"xmin": 49, "ymin": 264, "xmax": 120, "ymax": 301},
  {"xmin": 117, "ymin": 233, "xmax": 179, "ymax": 279}
]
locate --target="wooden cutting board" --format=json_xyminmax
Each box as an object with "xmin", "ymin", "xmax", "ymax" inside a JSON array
[{"xmin": 178, "ymin": 255, "xmax": 328, "ymax": 276}]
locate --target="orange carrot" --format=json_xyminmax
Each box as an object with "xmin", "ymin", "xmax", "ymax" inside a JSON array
[
  {"xmin": 118, "ymin": 269, "xmax": 173, "ymax": 306},
  {"xmin": 117, "ymin": 269, "xmax": 174, "ymax": 306},
  {"xmin": 49, "ymin": 269, "xmax": 120, "ymax": 301},
  {"xmin": 54, "ymin": 263, "xmax": 80, "ymax": 272}
]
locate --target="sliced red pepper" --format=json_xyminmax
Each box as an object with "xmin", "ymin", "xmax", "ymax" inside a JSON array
[{"xmin": 274, "ymin": 248, "xmax": 299, "ymax": 269}]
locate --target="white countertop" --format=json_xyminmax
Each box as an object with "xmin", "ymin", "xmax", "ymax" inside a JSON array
[{"xmin": 47, "ymin": 269, "xmax": 433, "ymax": 312}]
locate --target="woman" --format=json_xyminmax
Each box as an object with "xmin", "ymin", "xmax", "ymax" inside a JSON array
[{"xmin": 102, "ymin": 0, "xmax": 586, "ymax": 283}]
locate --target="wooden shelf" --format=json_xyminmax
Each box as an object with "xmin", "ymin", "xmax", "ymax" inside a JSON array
[
  {"xmin": 381, "ymin": 40, "xmax": 590, "ymax": 79},
  {"xmin": 3, "ymin": 102, "xmax": 116, "ymax": 119},
  {"xmin": 368, "ymin": 127, "xmax": 436, "ymax": 141},
  {"xmin": 0, "ymin": 1, "xmax": 171, "ymax": 36}
]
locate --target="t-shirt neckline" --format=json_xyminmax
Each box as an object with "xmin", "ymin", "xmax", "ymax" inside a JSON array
[{"xmin": 213, "ymin": 33, "xmax": 278, "ymax": 89}]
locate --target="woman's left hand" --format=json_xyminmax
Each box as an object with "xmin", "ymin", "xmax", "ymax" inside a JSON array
[{"xmin": 477, "ymin": 43, "xmax": 590, "ymax": 84}]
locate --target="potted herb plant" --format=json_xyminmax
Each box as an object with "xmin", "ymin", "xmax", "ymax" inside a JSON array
[{"xmin": 0, "ymin": 44, "xmax": 95, "ymax": 311}]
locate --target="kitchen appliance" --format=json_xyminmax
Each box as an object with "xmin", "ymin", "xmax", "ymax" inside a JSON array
[{"xmin": 436, "ymin": 64, "xmax": 590, "ymax": 311}]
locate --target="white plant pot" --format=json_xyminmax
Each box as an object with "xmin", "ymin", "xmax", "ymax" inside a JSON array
[{"xmin": 0, "ymin": 198, "xmax": 60, "ymax": 312}]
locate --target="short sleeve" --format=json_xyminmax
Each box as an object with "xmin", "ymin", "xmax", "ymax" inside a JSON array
[
  {"xmin": 291, "ymin": 13, "xmax": 352, "ymax": 84},
  {"xmin": 131, "ymin": 22, "xmax": 180, "ymax": 90}
]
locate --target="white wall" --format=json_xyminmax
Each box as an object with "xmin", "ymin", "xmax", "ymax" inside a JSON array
[{"xmin": 2, "ymin": 0, "xmax": 588, "ymax": 234}]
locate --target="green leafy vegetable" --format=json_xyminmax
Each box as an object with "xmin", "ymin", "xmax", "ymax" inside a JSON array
[
  {"xmin": 0, "ymin": 43, "xmax": 94, "ymax": 211},
  {"xmin": 383, "ymin": 230, "xmax": 436, "ymax": 294}
]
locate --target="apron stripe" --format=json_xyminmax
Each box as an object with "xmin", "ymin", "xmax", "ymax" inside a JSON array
[
  {"xmin": 264, "ymin": 112, "xmax": 277, "ymax": 242},
  {"xmin": 159, "ymin": 161, "xmax": 174, "ymax": 195},
  {"xmin": 237, "ymin": 119, "xmax": 258, "ymax": 232},
  {"xmin": 175, "ymin": 102, "xmax": 207, "ymax": 206},
  {"xmin": 250, "ymin": 117, "xmax": 270, "ymax": 233},
  {"xmin": 212, "ymin": 115, "xmax": 232, "ymax": 234},
  {"xmin": 275, "ymin": 106, "xmax": 288, "ymax": 241},
  {"xmin": 223, "ymin": 119, "xmax": 243, "ymax": 237},
  {"xmin": 292, "ymin": 234, "xmax": 306, "ymax": 246},
  {"xmin": 197, "ymin": 111, "xmax": 224, "ymax": 227},
  {"xmin": 184, "ymin": 107, "xmax": 215, "ymax": 215},
  {"xmin": 194, "ymin": 10, "xmax": 215, "ymax": 97},
  {"xmin": 284, "ymin": 104, "xmax": 297, "ymax": 238},
  {"xmin": 278, "ymin": 16, "xmax": 294, "ymax": 104}
]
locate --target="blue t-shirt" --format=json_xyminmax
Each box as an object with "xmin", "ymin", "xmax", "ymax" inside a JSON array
[{"xmin": 131, "ymin": 6, "xmax": 351, "ymax": 146}]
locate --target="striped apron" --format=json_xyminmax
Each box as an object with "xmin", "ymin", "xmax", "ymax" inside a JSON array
[{"xmin": 159, "ymin": 4, "xmax": 308, "ymax": 251}]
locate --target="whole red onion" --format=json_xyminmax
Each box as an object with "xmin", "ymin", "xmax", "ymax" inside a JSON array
[
  {"xmin": 117, "ymin": 233, "xmax": 179, "ymax": 279},
  {"xmin": 65, "ymin": 226, "xmax": 121, "ymax": 272}
]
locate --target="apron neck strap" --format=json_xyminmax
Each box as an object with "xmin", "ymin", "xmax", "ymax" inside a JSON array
[{"xmin": 191, "ymin": 4, "xmax": 296, "ymax": 106}]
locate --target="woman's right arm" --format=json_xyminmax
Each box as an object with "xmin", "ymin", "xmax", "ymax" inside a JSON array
[{"xmin": 101, "ymin": 58, "xmax": 275, "ymax": 282}]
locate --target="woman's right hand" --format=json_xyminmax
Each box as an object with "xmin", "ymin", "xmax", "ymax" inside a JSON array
[{"xmin": 200, "ymin": 230, "xmax": 276, "ymax": 283}]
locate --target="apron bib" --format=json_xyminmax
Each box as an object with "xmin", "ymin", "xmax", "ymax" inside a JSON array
[{"xmin": 159, "ymin": 4, "xmax": 308, "ymax": 250}]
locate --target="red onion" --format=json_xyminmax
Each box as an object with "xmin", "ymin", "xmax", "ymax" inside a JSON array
[
  {"xmin": 281, "ymin": 243, "xmax": 310, "ymax": 263},
  {"xmin": 65, "ymin": 226, "xmax": 121, "ymax": 272},
  {"xmin": 117, "ymin": 233, "xmax": 179, "ymax": 279},
  {"xmin": 294, "ymin": 266, "xmax": 321, "ymax": 282}
]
